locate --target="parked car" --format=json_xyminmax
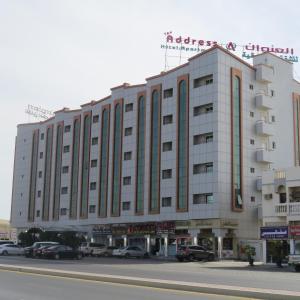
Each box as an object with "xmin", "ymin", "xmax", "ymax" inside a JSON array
[
  {"xmin": 92, "ymin": 246, "xmax": 118, "ymax": 257},
  {"xmin": 0, "ymin": 240, "xmax": 14, "ymax": 246},
  {"xmin": 79, "ymin": 242, "xmax": 105, "ymax": 256},
  {"xmin": 176, "ymin": 245, "xmax": 215, "ymax": 262},
  {"xmin": 34, "ymin": 244, "xmax": 59, "ymax": 258},
  {"xmin": 288, "ymin": 254, "xmax": 300, "ymax": 272},
  {"xmin": 0, "ymin": 244, "xmax": 24, "ymax": 256},
  {"xmin": 24, "ymin": 242, "xmax": 59, "ymax": 258},
  {"xmin": 112, "ymin": 246, "xmax": 149, "ymax": 258},
  {"xmin": 42, "ymin": 245, "xmax": 83, "ymax": 260}
]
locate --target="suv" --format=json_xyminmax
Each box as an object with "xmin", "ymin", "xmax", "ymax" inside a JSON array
[
  {"xmin": 176, "ymin": 245, "xmax": 215, "ymax": 262},
  {"xmin": 79, "ymin": 242, "xmax": 105, "ymax": 256},
  {"xmin": 24, "ymin": 242, "xmax": 59, "ymax": 258}
]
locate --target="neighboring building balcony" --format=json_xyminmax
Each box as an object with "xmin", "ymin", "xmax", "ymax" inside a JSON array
[
  {"xmin": 255, "ymin": 93, "xmax": 273, "ymax": 110},
  {"xmin": 256, "ymin": 120, "xmax": 274, "ymax": 136},
  {"xmin": 256, "ymin": 148, "xmax": 273, "ymax": 163},
  {"xmin": 274, "ymin": 203, "xmax": 300, "ymax": 217},
  {"xmin": 255, "ymin": 64, "xmax": 274, "ymax": 83},
  {"xmin": 274, "ymin": 204, "xmax": 288, "ymax": 216}
]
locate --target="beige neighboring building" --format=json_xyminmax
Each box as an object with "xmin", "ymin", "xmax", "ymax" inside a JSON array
[
  {"xmin": 261, "ymin": 167, "xmax": 300, "ymax": 263},
  {"xmin": 0, "ymin": 219, "xmax": 12, "ymax": 240}
]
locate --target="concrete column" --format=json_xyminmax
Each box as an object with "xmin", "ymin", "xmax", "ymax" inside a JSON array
[
  {"xmin": 188, "ymin": 229, "xmax": 198, "ymax": 246},
  {"xmin": 122, "ymin": 235, "xmax": 127, "ymax": 247},
  {"xmin": 262, "ymin": 239, "xmax": 267, "ymax": 263},
  {"xmin": 212, "ymin": 229, "xmax": 226, "ymax": 260},
  {"xmin": 164, "ymin": 235, "xmax": 168, "ymax": 257},
  {"xmin": 145, "ymin": 235, "xmax": 150, "ymax": 253},
  {"xmin": 290, "ymin": 239, "xmax": 295, "ymax": 255},
  {"xmin": 218, "ymin": 236, "xmax": 223, "ymax": 259},
  {"xmin": 108, "ymin": 235, "xmax": 113, "ymax": 247}
]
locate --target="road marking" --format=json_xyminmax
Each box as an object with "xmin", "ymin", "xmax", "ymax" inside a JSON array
[{"xmin": 0, "ymin": 269, "xmax": 253, "ymax": 300}]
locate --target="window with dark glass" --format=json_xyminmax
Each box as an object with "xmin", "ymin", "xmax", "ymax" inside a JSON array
[
  {"xmin": 80, "ymin": 114, "xmax": 91, "ymax": 218},
  {"xmin": 39, "ymin": 152, "xmax": 43, "ymax": 159},
  {"xmin": 194, "ymin": 74, "xmax": 213, "ymax": 88},
  {"xmin": 163, "ymin": 88, "xmax": 173, "ymax": 99},
  {"xmin": 37, "ymin": 190, "xmax": 41, "ymax": 197},
  {"xmin": 162, "ymin": 169, "xmax": 172, "ymax": 179},
  {"xmin": 250, "ymin": 168, "xmax": 255, "ymax": 173},
  {"xmin": 93, "ymin": 115, "xmax": 99, "ymax": 123},
  {"xmin": 62, "ymin": 166, "xmax": 69, "ymax": 173},
  {"xmin": 125, "ymin": 103, "xmax": 133, "ymax": 112},
  {"xmin": 149, "ymin": 89, "xmax": 161, "ymax": 212},
  {"xmin": 193, "ymin": 103, "xmax": 213, "ymax": 116},
  {"xmin": 64, "ymin": 125, "xmax": 71, "ymax": 133},
  {"xmin": 162, "ymin": 197, "xmax": 172, "ymax": 207},
  {"xmin": 124, "ymin": 127, "xmax": 132, "ymax": 136},
  {"xmin": 63, "ymin": 145, "xmax": 70, "ymax": 153},
  {"xmin": 40, "ymin": 133, "xmax": 44, "ymax": 140},
  {"xmin": 70, "ymin": 118, "xmax": 81, "ymax": 219},
  {"xmin": 61, "ymin": 187, "xmax": 68, "ymax": 194},
  {"xmin": 123, "ymin": 176, "xmax": 131, "ymax": 185},
  {"xmin": 250, "ymin": 139, "xmax": 255, "ymax": 145},
  {"xmin": 36, "ymin": 210, "xmax": 40, "ymax": 217},
  {"xmin": 111, "ymin": 103, "xmax": 123, "ymax": 216},
  {"xmin": 89, "ymin": 205, "xmax": 96, "ymax": 213},
  {"xmin": 91, "ymin": 159, "xmax": 97, "ymax": 168},
  {"xmin": 163, "ymin": 114, "xmax": 173, "ymax": 125},
  {"xmin": 193, "ymin": 162, "xmax": 213, "ymax": 174},
  {"xmin": 38, "ymin": 171, "xmax": 42, "ymax": 178},
  {"xmin": 124, "ymin": 151, "xmax": 132, "ymax": 160},
  {"xmin": 92, "ymin": 137, "xmax": 98, "ymax": 145},
  {"xmin": 90, "ymin": 182, "xmax": 96, "ymax": 190},
  {"xmin": 193, "ymin": 133, "xmax": 213, "ymax": 145},
  {"xmin": 60, "ymin": 208, "xmax": 67, "ymax": 215},
  {"xmin": 193, "ymin": 193, "xmax": 213, "ymax": 204},
  {"xmin": 162, "ymin": 141, "xmax": 172, "ymax": 152},
  {"xmin": 122, "ymin": 201, "xmax": 130, "ymax": 211},
  {"xmin": 98, "ymin": 108, "xmax": 110, "ymax": 217}
]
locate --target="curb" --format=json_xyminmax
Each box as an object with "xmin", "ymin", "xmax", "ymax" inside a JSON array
[{"xmin": 0, "ymin": 264, "xmax": 299, "ymax": 299}]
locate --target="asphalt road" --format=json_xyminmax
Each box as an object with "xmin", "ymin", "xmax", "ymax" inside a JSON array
[
  {"xmin": 0, "ymin": 269, "xmax": 248, "ymax": 300},
  {"xmin": 0, "ymin": 256, "xmax": 299, "ymax": 293}
]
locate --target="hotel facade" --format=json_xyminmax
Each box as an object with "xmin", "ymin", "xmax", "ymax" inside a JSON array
[{"xmin": 11, "ymin": 45, "xmax": 300, "ymax": 258}]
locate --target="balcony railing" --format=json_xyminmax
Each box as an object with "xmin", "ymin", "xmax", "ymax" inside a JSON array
[
  {"xmin": 275, "ymin": 204, "xmax": 287, "ymax": 216},
  {"xmin": 273, "ymin": 203, "xmax": 300, "ymax": 217},
  {"xmin": 289, "ymin": 203, "xmax": 300, "ymax": 215}
]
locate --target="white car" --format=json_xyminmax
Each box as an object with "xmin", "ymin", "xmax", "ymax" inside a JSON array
[
  {"xmin": 0, "ymin": 244, "xmax": 24, "ymax": 256},
  {"xmin": 112, "ymin": 246, "xmax": 149, "ymax": 258}
]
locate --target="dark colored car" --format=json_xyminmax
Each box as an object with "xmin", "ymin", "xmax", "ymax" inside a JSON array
[
  {"xmin": 34, "ymin": 245, "xmax": 58, "ymax": 258},
  {"xmin": 42, "ymin": 245, "xmax": 83, "ymax": 260},
  {"xmin": 176, "ymin": 245, "xmax": 215, "ymax": 262},
  {"xmin": 24, "ymin": 242, "xmax": 59, "ymax": 258}
]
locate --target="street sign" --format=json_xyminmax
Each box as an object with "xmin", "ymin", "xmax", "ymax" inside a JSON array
[{"xmin": 260, "ymin": 226, "xmax": 288, "ymax": 239}]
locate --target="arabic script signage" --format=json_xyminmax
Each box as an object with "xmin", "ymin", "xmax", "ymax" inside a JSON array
[
  {"xmin": 260, "ymin": 226, "xmax": 288, "ymax": 239},
  {"xmin": 161, "ymin": 31, "xmax": 298, "ymax": 63},
  {"xmin": 290, "ymin": 225, "xmax": 300, "ymax": 236}
]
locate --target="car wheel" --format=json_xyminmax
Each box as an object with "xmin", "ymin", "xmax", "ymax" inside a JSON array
[
  {"xmin": 2, "ymin": 251, "xmax": 8, "ymax": 256},
  {"xmin": 208, "ymin": 254, "xmax": 215, "ymax": 261},
  {"xmin": 177, "ymin": 257, "xmax": 184, "ymax": 262},
  {"xmin": 188, "ymin": 254, "xmax": 195, "ymax": 261},
  {"xmin": 76, "ymin": 253, "xmax": 83, "ymax": 260},
  {"xmin": 125, "ymin": 253, "xmax": 130, "ymax": 258},
  {"xmin": 295, "ymin": 265, "xmax": 300, "ymax": 272},
  {"xmin": 55, "ymin": 254, "xmax": 60, "ymax": 260},
  {"xmin": 104, "ymin": 252, "xmax": 109, "ymax": 257}
]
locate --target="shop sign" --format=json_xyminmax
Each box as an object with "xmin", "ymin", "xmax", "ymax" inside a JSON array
[
  {"xmin": 156, "ymin": 221, "xmax": 175, "ymax": 234},
  {"xmin": 92, "ymin": 225, "xmax": 112, "ymax": 236},
  {"xmin": 111, "ymin": 224, "xmax": 128, "ymax": 236},
  {"xmin": 128, "ymin": 223, "xmax": 156, "ymax": 235},
  {"xmin": 221, "ymin": 219, "xmax": 239, "ymax": 228},
  {"xmin": 290, "ymin": 225, "xmax": 300, "ymax": 236},
  {"xmin": 260, "ymin": 226, "xmax": 288, "ymax": 239}
]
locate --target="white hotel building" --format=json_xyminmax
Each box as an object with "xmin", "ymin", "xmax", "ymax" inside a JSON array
[{"xmin": 10, "ymin": 45, "xmax": 300, "ymax": 258}]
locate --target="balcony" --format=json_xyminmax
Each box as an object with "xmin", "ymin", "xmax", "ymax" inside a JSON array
[
  {"xmin": 289, "ymin": 203, "xmax": 300, "ymax": 216},
  {"xmin": 275, "ymin": 204, "xmax": 287, "ymax": 216},
  {"xmin": 256, "ymin": 148, "xmax": 274, "ymax": 163},
  {"xmin": 256, "ymin": 120, "xmax": 274, "ymax": 136},
  {"xmin": 255, "ymin": 94, "xmax": 273, "ymax": 110},
  {"xmin": 255, "ymin": 64, "xmax": 274, "ymax": 83}
]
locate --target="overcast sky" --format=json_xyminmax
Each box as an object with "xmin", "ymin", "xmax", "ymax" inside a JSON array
[{"xmin": 1, "ymin": 0, "xmax": 300, "ymax": 220}]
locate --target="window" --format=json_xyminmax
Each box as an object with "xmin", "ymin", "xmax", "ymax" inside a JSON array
[
  {"xmin": 63, "ymin": 145, "xmax": 70, "ymax": 153},
  {"xmin": 61, "ymin": 187, "xmax": 68, "ymax": 194},
  {"xmin": 271, "ymin": 90, "xmax": 275, "ymax": 97},
  {"xmin": 62, "ymin": 166, "xmax": 69, "ymax": 174},
  {"xmin": 93, "ymin": 115, "xmax": 99, "ymax": 123},
  {"xmin": 251, "ymin": 196, "xmax": 255, "ymax": 202},
  {"xmin": 91, "ymin": 159, "xmax": 97, "ymax": 168},
  {"xmin": 279, "ymin": 193, "xmax": 286, "ymax": 203},
  {"xmin": 39, "ymin": 152, "xmax": 43, "ymax": 159},
  {"xmin": 264, "ymin": 193, "xmax": 273, "ymax": 200},
  {"xmin": 41, "ymin": 133, "xmax": 44, "ymax": 140},
  {"xmin": 123, "ymin": 176, "xmax": 131, "ymax": 185},
  {"xmin": 162, "ymin": 169, "xmax": 172, "ymax": 179},
  {"xmin": 64, "ymin": 125, "xmax": 71, "ymax": 133},
  {"xmin": 250, "ymin": 111, "xmax": 254, "ymax": 117},
  {"xmin": 249, "ymin": 84, "xmax": 254, "ymax": 90},
  {"xmin": 60, "ymin": 208, "xmax": 67, "ymax": 216},
  {"xmin": 92, "ymin": 137, "xmax": 98, "ymax": 145},
  {"xmin": 90, "ymin": 182, "xmax": 96, "ymax": 190},
  {"xmin": 124, "ymin": 151, "xmax": 132, "ymax": 160},
  {"xmin": 125, "ymin": 127, "xmax": 132, "ymax": 136},
  {"xmin": 163, "ymin": 88, "xmax": 173, "ymax": 98},
  {"xmin": 36, "ymin": 210, "xmax": 40, "ymax": 217},
  {"xmin": 163, "ymin": 114, "xmax": 173, "ymax": 125},
  {"xmin": 193, "ymin": 162, "xmax": 213, "ymax": 174},
  {"xmin": 38, "ymin": 171, "xmax": 42, "ymax": 178},
  {"xmin": 162, "ymin": 197, "xmax": 172, "ymax": 207},
  {"xmin": 250, "ymin": 139, "xmax": 255, "ymax": 145},
  {"xmin": 125, "ymin": 103, "xmax": 133, "ymax": 112},
  {"xmin": 250, "ymin": 168, "xmax": 255, "ymax": 173},
  {"xmin": 37, "ymin": 190, "xmax": 41, "ymax": 197},
  {"xmin": 272, "ymin": 141, "xmax": 276, "ymax": 149},
  {"xmin": 89, "ymin": 205, "xmax": 96, "ymax": 213},
  {"xmin": 162, "ymin": 141, "xmax": 172, "ymax": 152},
  {"xmin": 271, "ymin": 115, "xmax": 276, "ymax": 122},
  {"xmin": 193, "ymin": 133, "xmax": 213, "ymax": 145},
  {"xmin": 193, "ymin": 193, "xmax": 213, "ymax": 204},
  {"xmin": 122, "ymin": 201, "xmax": 130, "ymax": 211},
  {"xmin": 193, "ymin": 103, "xmax": 213, "ymax": 116},
  {"xmin": 194, "ymin": 74, "xmax": 213, "ymax": 88}
]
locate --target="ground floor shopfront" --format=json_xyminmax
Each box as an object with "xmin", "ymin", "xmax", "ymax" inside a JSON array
[{"xmin": 90, "ymin": 219, "xmax": 254, "ymax": 259}]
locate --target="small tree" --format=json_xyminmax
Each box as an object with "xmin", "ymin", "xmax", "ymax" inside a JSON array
[{"xmin": 244, "ymin": 244, "xmax": 256, "ymax": 266}]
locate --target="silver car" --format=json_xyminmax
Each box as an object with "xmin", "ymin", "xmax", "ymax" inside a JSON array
[
  {"xmin": 112, "ymin": 246, "xmax": 149, "ymax": 258},
  {"xmin": 0, "ymin": 244, "xmax": 24, "ymax": 256}
]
